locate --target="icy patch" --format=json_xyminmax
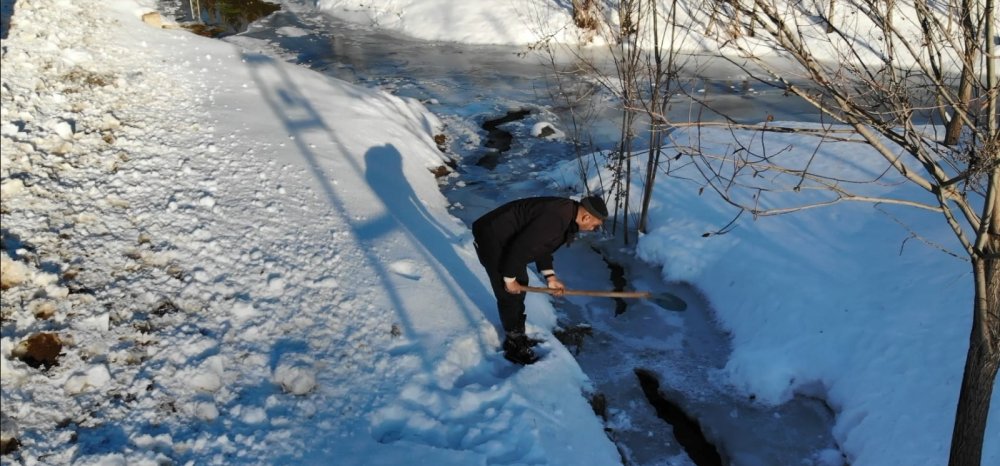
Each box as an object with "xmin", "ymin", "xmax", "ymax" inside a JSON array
[
  {"xmin": 388, "ymin": 259, "xmax": 421, "ymax": 280},
  {"xmin": 276, "ymin": 26, "xmax": 309, "ymax": 37},
  {"xmin": 64, "ymin": 365, "xmax": 111, "ymax": 395}
]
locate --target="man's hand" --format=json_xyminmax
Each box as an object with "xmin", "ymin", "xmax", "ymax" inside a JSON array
[
  {"xmin": 546, "ymin": 275, "xmax": 565, "ymax": 297},
  {"xmin": 504, "ymin": 278, "xmax": 525, "ymax": 294}
]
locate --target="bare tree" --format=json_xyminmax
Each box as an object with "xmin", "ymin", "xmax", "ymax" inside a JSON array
[
  {"xmin": 538, "ymin": 0, "xmax": 695, "ymax": 244},
  {"xmin": 681, "ymin": 1, "xmax": 998, "ymax": 465},
  {"xmin": 599, "ymin": 0, "xmax": 644, "ymax": 244},
  {"xmin": 530, "ymin": 43, "xmax": 607, "ymax": 202},
  {"xmin": 636, "ymin": 0, "xmax": 689, "ymax": 234},
  {"xmin": 943, "ymin": 0, "xmax": 979, "ymax": 145}
]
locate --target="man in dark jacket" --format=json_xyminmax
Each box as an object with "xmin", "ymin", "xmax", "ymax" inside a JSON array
[{"xmin": 472, "ymin": 195, "xmax": 608, "ymax": 364}]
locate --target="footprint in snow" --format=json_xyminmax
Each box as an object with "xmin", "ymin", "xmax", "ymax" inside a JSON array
[{"xmin": 370, "ymin": 335, "xmax": 543, "ymax": 464}]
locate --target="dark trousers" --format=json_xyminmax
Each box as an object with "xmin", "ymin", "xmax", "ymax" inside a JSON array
[{"xmin": 473, "ymin": 235, "xmax": 528, "ymax": 336}]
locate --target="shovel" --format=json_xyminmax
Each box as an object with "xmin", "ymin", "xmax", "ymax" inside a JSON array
[{"xmin": 523, "ymin": 286, "xmax": 687, "ymax": 312}]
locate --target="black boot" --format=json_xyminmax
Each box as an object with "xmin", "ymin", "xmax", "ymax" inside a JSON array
[{"xmin": 502, "ymin": 332, "xmax": 540, "ymax": 365}]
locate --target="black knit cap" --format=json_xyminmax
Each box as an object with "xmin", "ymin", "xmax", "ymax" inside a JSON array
[{"xmin": 580, "ymin": 195, "xmax": 608, "ymax": 220}]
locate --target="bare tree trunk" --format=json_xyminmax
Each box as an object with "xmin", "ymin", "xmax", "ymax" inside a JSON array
[
  {"xmin": 610, "ymin": 0, "xmax": 642, "ymax": 244},
  {"xmin": 952, "ymin": 3, "xmax": 1000, "ymax": 443},
  {"xmin": 825, "ymin": 0, "xmax": 835, "ymax": 34},
  {"xmin": 638, "ymin": 0, "xmax": 662, "ymax": 234},
  {"xmin": 944, "ymin": 0, "xmax": 977, "ymax": 145},
  {"xmin": 191, "ymin": 0, "xmax": 201, "ymax": 24},
  {"xmin": 948, "ymin": 0, "xmax": 997, "ymax": 445},
  {"xmin": 638, "ymin": 0, "xmax": 676, "ymax": 234},
  {"xmin": 624, "ymin": 154, "xmax": 632, "ymax": 244},
  {"xmin": 949, "ymin": 254, "xmax": 1000, "ymax": 466},
  {"xmin": 985, "ymin": 0, "xmax": 997, "ymax": 134}
]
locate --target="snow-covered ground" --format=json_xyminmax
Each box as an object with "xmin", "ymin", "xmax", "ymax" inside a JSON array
[
  {"xmin": 0, "ymin": 1, "xmax": 619, "ymax": 464},
  {"xmin": 1, "ymin": 1, "xmax": 996, "ymax": 466}
]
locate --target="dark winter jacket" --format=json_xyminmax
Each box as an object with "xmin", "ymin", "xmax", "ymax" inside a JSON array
[{"xmin": 472, "ymin": 197, "xmax": 579, "ymax": 278}]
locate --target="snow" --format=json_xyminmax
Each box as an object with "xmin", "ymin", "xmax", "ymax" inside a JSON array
[
  {"xmin": 1, "ymin": 1, "xmax": 619, "ymax": 464},
  {"xmin": 543, "ymin": 123, "xmax": 989, "ymax": 464},
  {"xmin": 315, "ymin": 0, "xmax": 582, "ymax": 45},
  {"xmin": 0, "ymin": 1, "xmax": 996, "ymax": 466}
]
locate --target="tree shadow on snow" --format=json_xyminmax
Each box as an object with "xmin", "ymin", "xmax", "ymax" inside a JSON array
[
  {"xmin": 362, "ymin": 143, "xmax": 497, "ymax": 307},
  {"xmin": 242, "ymin": 53, "xmax": 498, "ymax": 375}
]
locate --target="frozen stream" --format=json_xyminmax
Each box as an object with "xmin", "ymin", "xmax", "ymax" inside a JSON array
[{"xmin": 160, "ymin": 1, "xmax": 843, "ymax": 464}]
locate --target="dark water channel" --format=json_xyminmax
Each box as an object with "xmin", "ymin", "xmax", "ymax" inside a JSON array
[
  {"xmin": 156, "ymin": 2, "xmax": 842, "ymax": 464},
  {"xmin": 157, "ymin": 0, "xmax": 279, "ymax": 37},
  {"xmin": 0, "ymin": 0, "xmax": 13, "ymax": 40},
  {"xmin": 635, "ymin": 369, "xmax": 723, "ymax": 466},
  {"xmin": 478, "ymin": 109, "xmax": 533, "ymax": 170}
]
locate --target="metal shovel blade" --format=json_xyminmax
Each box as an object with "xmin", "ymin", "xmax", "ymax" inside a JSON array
[{"xmin": 650, "ymin": 292, "xmax": 687, "ymax": 312}]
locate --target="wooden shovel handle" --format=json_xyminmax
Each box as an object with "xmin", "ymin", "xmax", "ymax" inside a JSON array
[{"xmin": 523, "ymin": 286, "xmax": 651, "ymax": 299}]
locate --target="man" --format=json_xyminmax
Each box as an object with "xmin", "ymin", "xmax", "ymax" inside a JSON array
[{"xmin": 472, "ymin": 195, "xmax": 608, "ymax": 364}]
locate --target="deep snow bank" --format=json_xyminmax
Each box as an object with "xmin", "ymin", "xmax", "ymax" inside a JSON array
[{"xmin": 541, "ymin": 124, "xmax": 997, "ymax": 466}]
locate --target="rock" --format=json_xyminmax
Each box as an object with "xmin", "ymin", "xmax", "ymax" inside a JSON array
[
  {"xmin": 12, "ymin": 333, "xmax": 63, "ymax": 369},
  {"xmin": 433, "ymin": 133, "xmax": 447, "ymax": 152},
  {"xmin": 531, "ymin": 121, "xmax": 562, "ymax": 139},
  {"xmin": 0, "ymin": 436, "xmax": 19, "ymax": 456},
  {"xmin": 429, "ymin": 165, "xmax": 450, "ymax": 178},
  {"xmin": 0, "ymin": 413, "xmax": 19, "ymax": 456},
  {"xmin": 141, "ymin": 12, "xmax": 163, "ymax": 29}
]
